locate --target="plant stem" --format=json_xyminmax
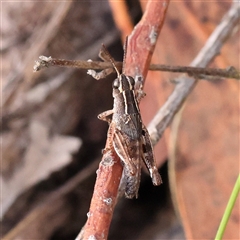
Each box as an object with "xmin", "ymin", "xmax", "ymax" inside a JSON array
[{"xmin": 215, "ymin": 174, "xmax": 240, "ymax": 240}]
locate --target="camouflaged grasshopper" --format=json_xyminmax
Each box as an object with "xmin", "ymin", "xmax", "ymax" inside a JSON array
[{"xmin": 95, "ymin": 45, "xmax": 162, "ymax": 198}]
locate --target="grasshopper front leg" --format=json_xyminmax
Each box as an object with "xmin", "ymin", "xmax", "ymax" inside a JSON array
[{"xmin": 98, "ymin": 109, "xmax": 114, "ymax": 124}]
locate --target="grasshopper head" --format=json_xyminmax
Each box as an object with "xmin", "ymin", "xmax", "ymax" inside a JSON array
[{"xmin": 112, "ymin": 74, "xmax": 135, "ymax": 95}]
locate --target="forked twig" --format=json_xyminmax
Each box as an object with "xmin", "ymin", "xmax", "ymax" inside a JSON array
[{"xmin": 77, "ymin": 0, "xmax": 170, "ymax": 239}]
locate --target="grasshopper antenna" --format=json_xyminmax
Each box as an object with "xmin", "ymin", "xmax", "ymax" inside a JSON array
[
  {"xmin": 122, "ymin": 37, "xmax": 128, "ymax": 73},
  {"xmin": 101, "ymin": 44, "xmax": 120, "ymax": 78}
]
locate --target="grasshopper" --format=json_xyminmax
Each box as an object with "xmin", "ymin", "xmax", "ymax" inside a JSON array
[{"xmin": 96, "ymin": 45, "xmax": 162, "ymax": 198}]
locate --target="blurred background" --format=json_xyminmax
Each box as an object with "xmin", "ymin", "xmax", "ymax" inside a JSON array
[{"xmin": 1, "ymin": 1, "xmax": 239, "ymax": 239}]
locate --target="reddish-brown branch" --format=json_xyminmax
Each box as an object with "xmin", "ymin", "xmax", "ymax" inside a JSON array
[
  {"xmin": 124, "ymin": 1, "xmax": 170, "ymax": 80},
  {"xmin": 80, "ymin": 0, "xmax": 170, "ymax": 239},
  {"xmin": 77, "ymin": 124, "xmax": 123, "ymax": 240},
  {"xmin": 82, "ymin": 151, "xmax": 122, "ymax": 239}
]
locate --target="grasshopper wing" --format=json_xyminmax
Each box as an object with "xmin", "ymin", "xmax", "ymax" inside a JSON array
[{"xmin": 113, "ymin": 129, "xmax": 142, "ymax": 198}]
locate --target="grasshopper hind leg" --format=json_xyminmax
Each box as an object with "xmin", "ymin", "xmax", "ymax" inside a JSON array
[
  {"xmin": 122, "ymin": 141, "xmax": 142, "ymax": 199},
  {"xmin": 113, "ymin": 130, "xmax": 142, "ymax": 198},
  {"xmin": 118, "ymin": 164, "xmax": 141, "ymax": 199},
  {"xmin": 141, "ymin": 125, "xmax": 162, "ymax": 186}
]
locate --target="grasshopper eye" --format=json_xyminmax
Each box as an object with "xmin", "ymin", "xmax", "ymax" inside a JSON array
[{"xmin": 112, "ymin": 78, "xmax": 120, "ymax": 89}]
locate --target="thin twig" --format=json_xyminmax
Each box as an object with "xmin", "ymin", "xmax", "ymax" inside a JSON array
[
  {"xmin": 147, "ymin": 2, "xmax": 240, "ymax": 146},
  {"xmin": 33, "ymin": 57, "xmax": 240, "ymax": 80},
  {"xmin": 150, "ymin": 65, "xmax": 239, "ymax": 80},
  {"xmin": 33, "ymin": 56, "xmax": 122, "ymax": 72}
]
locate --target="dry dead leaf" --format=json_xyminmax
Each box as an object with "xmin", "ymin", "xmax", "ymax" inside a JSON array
[{"xmin": 1, "ymin": 120, "xmax": 81, "ymax": 218}]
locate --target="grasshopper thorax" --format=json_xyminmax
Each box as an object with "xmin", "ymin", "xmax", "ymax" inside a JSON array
[{"xmin": 112, "ymin": 74, "xmax": 135, "ymax": 95}]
